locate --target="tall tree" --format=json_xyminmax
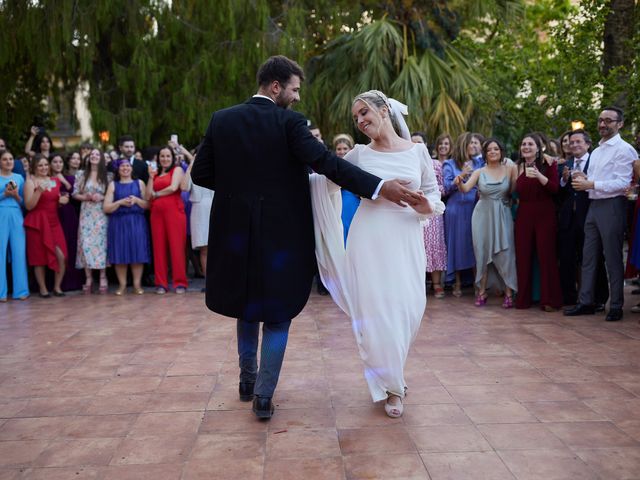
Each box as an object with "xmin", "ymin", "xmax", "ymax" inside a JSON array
[{"xmin": 602, "ymin": 0, "xmax": 637, "ymax": 109}]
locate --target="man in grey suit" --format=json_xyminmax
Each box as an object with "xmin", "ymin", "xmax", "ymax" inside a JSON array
[
  {"xmin": 565, "ymin": 107, "xmax": 639, "ymax": 321},
  {"xmin": 192, "ymin": 55, "xmax": 422, "ymax": 418}
]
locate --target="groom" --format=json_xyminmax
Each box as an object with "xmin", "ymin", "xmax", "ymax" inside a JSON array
[{"xmin": 192, "ymin": 55, "xmax": 421, "ymax": 419}]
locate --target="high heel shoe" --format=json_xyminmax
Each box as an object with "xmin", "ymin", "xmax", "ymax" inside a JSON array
[
  {"xmin": 384, "ymin": 394, "xmax": 403, "ymax": 418},
  {"xmin": 82, "ymin": 283, "xmax": 92, "ymax": 294},
  {"xmin": 452, "ymin": 284, "xmax": 462, "ymax": 297},
  {"xmin": 475, "ymin": 292, "xmax": 487, "ymax": 306},
  {"xmin": 114, "ymin": 286, "xmax": 126, "ymax": 296},
  {"xmin": 98, "ymin": 278, "xmax": 108, "ymax": 295},
  {"xmin": 133, "ymin": 287, "xmax": 144, "ymax": 295},
  {"xmin": 502, "ymin": 294, "xmax": 513, "ymax": 309}
]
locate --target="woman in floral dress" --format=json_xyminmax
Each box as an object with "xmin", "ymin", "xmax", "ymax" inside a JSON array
[
  {"xmin": 73, "ymin": 148, "xmax": 111, "ymax": 294},
  {"xmin": 412, "ymin": 132, "xmax": 447, "ymax": 298}
]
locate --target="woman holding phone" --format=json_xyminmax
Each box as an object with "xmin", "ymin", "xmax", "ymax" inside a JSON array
[
  {"xmin": 514, "ymin": 134, "xmax": 562, "ymax": 310},
  {"xmin": 0, "ymin": 149, "xmax": 29, "ymax": 301}
]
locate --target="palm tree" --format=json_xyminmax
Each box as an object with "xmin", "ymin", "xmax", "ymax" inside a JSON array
[{"xmin": 306, "ymin": 1, "xmax": 524, "ymax": 140}]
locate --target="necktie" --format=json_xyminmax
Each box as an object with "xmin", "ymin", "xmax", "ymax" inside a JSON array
[{"xmin": 574, "ymin": 158, "xmax": 582, "ymax": 172}]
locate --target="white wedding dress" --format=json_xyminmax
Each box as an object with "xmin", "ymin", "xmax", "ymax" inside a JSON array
[{"xmin": 310, "ymin": 142, "xmax": 445, "ymax": 402}]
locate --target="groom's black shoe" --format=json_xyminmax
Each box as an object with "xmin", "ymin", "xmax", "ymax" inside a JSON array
[
  {"xmin": 239, "ymin": 382, "xmax": 255, "ymax": 402},
  {"xmin": 252, "ymin": 396, "xmax": 274, "ymax": 419}
]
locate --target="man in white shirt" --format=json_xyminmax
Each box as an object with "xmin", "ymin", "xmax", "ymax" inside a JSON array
[{"xmin": 565, "ymin": 107, "xmax": 639, "ymax": 321}]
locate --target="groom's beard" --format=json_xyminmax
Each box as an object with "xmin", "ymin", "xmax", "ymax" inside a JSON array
[{"xmin": 275, "ymin": 93, "xmax": 295, "ymax": 109}]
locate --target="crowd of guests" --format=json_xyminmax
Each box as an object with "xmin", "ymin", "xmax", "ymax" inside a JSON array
[
  {"xmin": 0, "ymin": 132, "xmax": 212, "ymax": 300},
  {"xmin": 1, "ymin": 107, "xmax": 639, "ymax": 324},
  {"xmin": 315, "ymin": 106, "xmax": 639, "ymax": 322}
]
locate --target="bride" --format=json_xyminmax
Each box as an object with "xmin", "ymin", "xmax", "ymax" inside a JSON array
[{"xmin": 310, "ymin": 90, "xmax": 445, "ymax": 417}]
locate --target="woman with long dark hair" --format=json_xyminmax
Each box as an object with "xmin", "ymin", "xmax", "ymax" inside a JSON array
[
  {"xmin": 514, "ymin": 133, "xmax": 562, "ymax": 310},
  {"xmin": 73, "ymin": 148, "xmax": 111, "ymax": 294},
  {"xmin": 24, "ymin": 154, "xmax": 69, "ymax": 297},
  {"xmin": 25, "ymin": 126, "xmax": 53, "ymax": 159},
  {"xmin": 146, "ymin": 146, "xmax": 187, "ymax": 294},
  {"xmin": 455, "ymin": 139, "xmax": 518, "ymax": 307}
]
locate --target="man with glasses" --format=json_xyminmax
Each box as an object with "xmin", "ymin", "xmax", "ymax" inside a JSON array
[{"xmin": 565, "ymin": 107, "xmax": 638, "ymax": 321}]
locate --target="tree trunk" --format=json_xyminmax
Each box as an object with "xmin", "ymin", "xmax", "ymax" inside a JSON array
[{"xmin": 602, "ymin": 0, "xmax": 637, "ymax": 108}]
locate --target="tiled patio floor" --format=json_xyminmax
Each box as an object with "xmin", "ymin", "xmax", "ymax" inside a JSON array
[{"xmin": 1, "ymin": 286, "xmax": 640, "ymax": 479}]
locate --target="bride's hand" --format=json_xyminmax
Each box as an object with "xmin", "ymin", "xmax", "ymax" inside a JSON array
[{"xmin": 410, "ymin": 191, "xmax": 433, "ymax": 215}]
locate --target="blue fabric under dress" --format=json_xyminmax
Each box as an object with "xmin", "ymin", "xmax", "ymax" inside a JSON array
[
  {"xmin": 107, "ymin": 180, "xmax": 150, "ymax": 264},
  {"xmin": 341, "ymin": 189, "xmax": 360, "ymax": 244}
]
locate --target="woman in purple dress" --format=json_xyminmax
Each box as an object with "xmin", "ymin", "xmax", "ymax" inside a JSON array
[
  {"xmin": 51, "ymin": 152, "xmax": 84, "ymax": 290},
  {"xmin": 103, "ymin": 158, "xmax": 150, "ymax": 295},
  {"xmin": 442, "ymin": 132, "xmax": 484, "ymax": 296}
]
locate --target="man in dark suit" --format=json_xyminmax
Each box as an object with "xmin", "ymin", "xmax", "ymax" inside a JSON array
[
  {"xmin": 192, "ymin": 55, "xmax": 421, "ymax": 418},
  {"xmin": 557, "ymin": 129, "xmax": 608, "ymax": 307},
  {"xmin": 118, "ymin": 135, "xmax": 149, "ymax": 184}
]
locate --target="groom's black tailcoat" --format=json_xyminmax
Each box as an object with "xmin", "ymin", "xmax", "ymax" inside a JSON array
[{"xmin": 192, "ymin": 97, "xmax": 381, "ymax": 324}]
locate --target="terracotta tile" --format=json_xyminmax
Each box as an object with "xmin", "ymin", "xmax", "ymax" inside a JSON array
[
  {"xmin": 17, "ymin": 467, "xmax": 102, "ymax": 479},
  {"xmin": 335, "ymin": 406, "xmax": 403, "ymax": 429},
  {"xmin": 34, "ymin": 438, "xmax": 121, "ymax": 467},
  {"xmin": 541, "ymin": 366, "xmax": 604, "ymax": 383},
  {"xmin": 408, "ymin": 425, "xmax": 492, "ymax": 452},
  {"xmin": 181, "ymin": 457, "xmax": 263, "ymax": 480},
  {"xmin": 338, "ymin": 426, "xmax": 416, "ymax": 455},
  {"xmin": 115, "ymin": 364, "xmax": 169, "ymax": 377},
  {"xmin": 18, "ymin": 396, "xmax": 92, "ymax": 417},
  {"xmin": 330, "ymin": 388, "xmax": 375, "ymax": 408},
  {"xmin": 618, "ymin": 421, "xmax": 640, "ymax": 442},
  {"xmin": 97, "ymin": 376, "xmax": 162, "ymax": 395},
  {"xmin": 497, "ymin": 449, "xmax": 598, "ymax": 480},
  {"xmin": 165, "ymin": 362, "xmax": 220, "ymax": 376},
  {"xmin": 574, "ymin": 447, "xmax": 640, "ymax": 480},
  {"xmin": 446, "ymin": 385, "xmax": 516, "ymax": 404},
  {"xmin": 403, "ymin": 385, "xmax": 455, "ymax": 405},
  {"xmin": 145, "ymin": 392, "xmax": 209, "ymax": 412},
  {"xmin": 0, "ymin": 399, "xmax": 29, "ymax": 418},
  {"xmin": 478, "ymin": 423, "xmax": 565, "ymax": 450},
  {"xmin": 84, "ymin": 394, "xmax": 152, "ymax": 415},
  {"xmin": 561, "ymin": 381, "xmax": 636, "ymax": 400},
  {"xmin": 421, "ymin": 451, "xmax": 515, "ymax": 480},
  {"xmin": 461, "ymin": 402, "xmax": 537, "ymax": 424},
  {"xmin": 264, "ymin": 456, "xmax": 345, "ymax": 480},
  {"xmin": 0, "ymin": 471, "xmax": 19, "ymax": 480},
  {"xmin": 272, "ymin": 388, "xmax": 333, "ymax": 410},
  {"xmin": 206, "ymin": 386, "xmax": 253, "ymax": 411},
  {"xmin": 523, "ymin": 401, "xmax": 605, "ymax": 423},
  {"xmin": 189, "ymin": 432, "xmax": 266, "ymax": 460},
  {"xmin": 0, "ymin": 416, "xmax": 71, "ymax": 440},
  {"xmin": 101, "ymin": 464, "xmax": 183, "ymax": 480},
  {"xmin": 584, "ymin": 398, "xmax": 640, "ymax": 423},
  {"xmin": 198, "ymin": 410, "xmax": 269, "ymax": 434},
  {"xmin": 592, "ymin": 366, "xmax": 640, "ymax": 383},
  {"xmin": 62, "ymin": 414, "xmax": 136, "ymax": 439},
  {"xmin": 344, "ymin": 453, "xmax": 429, "ymax": 479},
  {"xmin": 266, "ymin": 428, "xmax": 340, "ymax": 459},
  {"xmin": 546, "ymin": 421, "xmax": 638, "ymax": 448},
  {"xmin": 0, "ymin": 440, "xmax": 50, "ymax": 467},
  {"xmin": 402, "ymin": 404, "xmax": 471, "ymax": 426},
  {"xmin": 267, "ymin": 407, "xmax": 336, "ymax": 431},
  {"xmin": 509, "ymin": 383, "xmax": 576, "ymax": 402},
  {"xmin": 128, "ymin": 411, "xmax": 203, "ymax": 437},
  {"xmin": 156, "ymin": 375, "xmax": 216, "ymax": 393},
  {"xmin": 111, "ymin": 435, "xmax": 195, "ymax": 465}
]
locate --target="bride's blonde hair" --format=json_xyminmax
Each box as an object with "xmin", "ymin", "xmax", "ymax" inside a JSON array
[{"xmin": 352, "ymin": 90, "xmax": 402, "ymax": 137}]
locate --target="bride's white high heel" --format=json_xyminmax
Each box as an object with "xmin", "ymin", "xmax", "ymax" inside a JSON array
[{"xmin": 384, "ymin": 394, "xmax": 403, "ymax": 418}]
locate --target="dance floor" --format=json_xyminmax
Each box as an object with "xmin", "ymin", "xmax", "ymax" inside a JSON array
[{"xmin": 1, "ymin": 285, "xmax": 640, "ymax": 479}]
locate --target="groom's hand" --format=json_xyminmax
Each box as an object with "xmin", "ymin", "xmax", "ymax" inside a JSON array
[{"xmin": 379, "ymin": 179, "xmax": 423, "ymax": 207}]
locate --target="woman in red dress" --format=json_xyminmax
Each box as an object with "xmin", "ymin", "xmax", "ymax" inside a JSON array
[
  {"xmin": 146, "ymin": 146, "xmax": 187, "ymax": 294},
  {"xmin": 514, "ymin": 134, "xmax": 562, "ymax": 310},
  {"xmin": 24, "ymin": 154, "xmax": 69, "ymax": 297}
]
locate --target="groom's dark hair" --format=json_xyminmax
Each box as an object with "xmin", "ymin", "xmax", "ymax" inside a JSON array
[{"xmin": 257, "ymin": 55, "xmax": 305, "ymax": 87}]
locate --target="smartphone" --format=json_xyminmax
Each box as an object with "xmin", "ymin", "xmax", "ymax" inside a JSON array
[
  {"xmin": 170, "ymin": 134, "xmax": 178, "ymax": 144},
  {"xmin": 147, "ymin": 160, "xmax": 158, "ymax": 171},
  {"xmin": 7, "ymin": 180, "xmax": 17, "ymax": 190}
]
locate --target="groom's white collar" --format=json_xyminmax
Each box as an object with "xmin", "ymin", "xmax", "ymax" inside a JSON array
[{"xmin": 253, "ymin": 94, "xmax": 275, "ymax": 103}]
